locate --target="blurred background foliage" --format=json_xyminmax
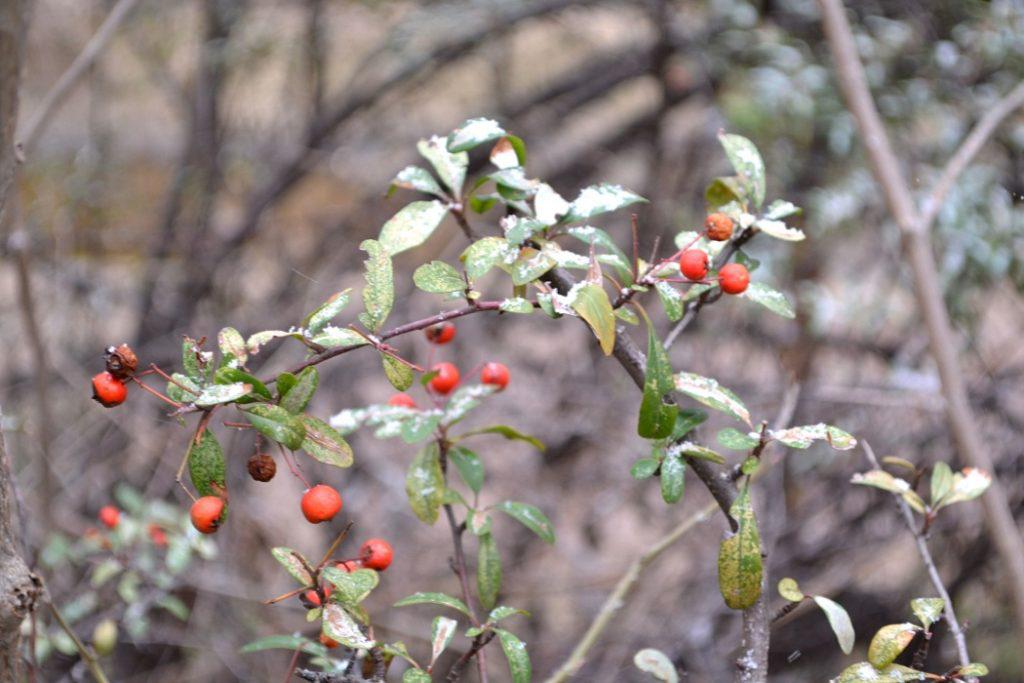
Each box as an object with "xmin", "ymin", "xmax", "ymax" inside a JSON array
[{"xmin": 2, "ymin": 0, "xmax": 1023, "ymax": 680}]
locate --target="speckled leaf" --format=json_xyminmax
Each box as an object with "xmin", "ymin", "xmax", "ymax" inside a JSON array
[
  {"xmin": 754, "ymin": 218, "xmax": 805, "ymax": 241},
  {"xmin": 381, "ymin": 354, "xmax": 414, "ymax": 391},
  {"xmin": 403, "ymin": 670, "xmax": 432, "ymax": 683},
  {"xmin": 765, "ymin": 199, "xmax": 801, "ymax": 220},
  {"xmin": 217, "ymin": 327, "xmax": 247, "ymax": 366},
  {"xmin": 659, "ymin": 453, "xmax": 686, "ymax": 503},
  {"xmin": 500, "ymin": 297, "xmax": 534, "ymax": 314},
  {"xmin": 631, "ymin": 457, "xmax": 660, "ymax": 480},
  {"xmin": 448, "ymin": 118, "xmax": 505, "ymax": 152},
  {"xmin": 280, "ymin": 367, "xmax": 318, "ymax": 414},
  {"xmin": 299, "ymin": 415, "xmax": 353, "ymax": 467},
  {"xmin": 570, "ymin": 283, "xmax": 615, "ymax": 355},
  {"xmin": 390, "ymin": 165, "xmax": 444, "ymax": 197},
  {"xmin": 943, "ymin": 467, "xmax": 992, "ymax": 506},
  {"xmin": 563, "ymin": 183, "xmax": 646, "ymax": 223},
  {"xmin": 430, "ymin": 616, "xmax": 458, "ymax": 667},
  {"xmin": 717, "ymin": 488, "xmax": 762, "ymax": 610},
  {"xmin": 321, "ymin": 567, "xmax": 378, "ymax": 605},
  {"xmin": 418, "ymin": 136, "xmax": 467, "ymax": 196},
  {"xmin": 310, "ymin": 326, "xmax": 368, "ymax": 350},
  {"xmin": 671, "ymin": 442, "xmax": 726, "ymax": 465},
  {"xmin": 567, "ymin": 225, "xmax": 633, "ymax": 279},
  {"xmin": 850, "ymin": 470, "xmax": 912, "ymax": 495},
  {"xmin": 246, "ymin": 330, "xmax": 303, "ymax": 355},
  {"xmin": 510, "ymin": 246, "xmax": 556, "ymax": 285},
  {"xmin": 413, "ymin": 260, "xmax": 464, "ymax": 293},
  {"xmin": 675, "ymin": 372, "xmax": 752, "ymax": 427},
  {"xmin": 718, "ymin": 133, "xmax": 765, "ymax": 208},
  {"xmin": 358, "ymin": 239, "xmax": 393, "ymax": 333},
  {"xmin": 379, "ymin": 200, "xmax": 448, "ymax": 257},
  {"xmin": 166, "ymin": 373, "xmax": 200, "ymax": 403},
  {"xmin": 477, "ymin": 532, "xmax": 502, "ymax": 611},
  {"xmin": 706, "ymin": 176, "xmax": 744, "ymax": 209},
  {"xmin": 244, "ymin": 404, "xmax": 306, "ymax": 451},
  {"xmin": 769, "ymin": 423, "xmax": 857, "ymax": 450},
  {"xmin": 400, "ymin": 411, "xmax": 441, "ymax": 444},
  {"xmin": 868, "ymin": 623, "xmax": 919, "ymax": 669},
  {"xmin": 303, "ymin": 290, "xmax": 351, "ymax": 335},
  {"xmin": 194, "ymin": 382, "xmax": 251, "ymax": 407},
  {"xmin": 443, "ymin": 384, "xmax": 496, "ymax": 424},
  {"xmin": 503, "ymin": 215, "xmax": 546, "ymax": 246},
  {"xmin": 638, "ymin": 319, "xmax": 677, "ymax": 439},
  {"xmin": 182, "ymin": 337, "xmax": 208, "ymax": 382},
  {"xmin": 742, "ymin": 282, "xmax": 795, "ymax": 319},
  {"xmin": 406, "ymin": 442, "xmax": 444, "ymax": 524},
  {"xmin": 633, "ymin": 648, "xmax": 678, "ymax": 683},
  {"xmin": 654, "ymin": 281, "xmax": 685, "ymax": 321},
  {"xmin": 778, "ymin": 578, "xmax": 804, "ymax": 602},
  {"xmin": 495, "ymin": 629, "xmax": 530, "ymax": 683},
  {"xmin": 910, "ymin": 598, "xmax": 944, "ymax": 631},
  {"xmin": 394, "ymin": 592, "xmax": 470, "ymax": 617},
  {"xmin": 188, "ymin": 429, "xmax": 226, "ymax": 497},
  {"xmin": 271, "ymin": 547, "xmax": 313, "ymax": 586},
  {"xmin": 494, "ymin": 501, "xmax": 555, "ymax": 544},
  {"xmin": 835, "ymin": 662, "xmax": 923, "ymax": 683},
  {"xmin": 214, "ymin": 367, "xmax": 271, "ymax": 402},
  {"xmin": 461, "ymin": 237, "xmax": 513, "ymax": 280},
  {"xmin": 814, "ymin": 596, "xmax": 855, "ymax": 654},
  {"xmin": 718, "ymin": 428, "xmax": 760, "ymax": 451},
  {"xmin": 322, "ymin": 603, "xmax": 374, "ymax": 650},
  {"xmin": 449, "ymin": 446, "xmax": 483, "ymax": 493},
  {"xmin": 535, "ymin": 183, "xmax": 570, "ymax": 224},
  {"xmin": 959, "ymin": 663, "xmax": 989, "ymax": 676}
]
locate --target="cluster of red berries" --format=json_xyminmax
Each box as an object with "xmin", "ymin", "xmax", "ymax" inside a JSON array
[
  {"xmin": 93, "ymin": 505, "xmax": 168, "ymax": 547},
  {"xmin": 91, "ymin": 344, "xmax": 137, "ymax": 408},
  {"xmin": 414, "ymin": 323, "xmax": 511, "ymax": 398},
  {"xmin": 187, "ymin": 481, "xmax": 345, "ymax": 535},
  {"xmin": 677, "ymin": 213, "xmax": 749, "ymax": 295}
]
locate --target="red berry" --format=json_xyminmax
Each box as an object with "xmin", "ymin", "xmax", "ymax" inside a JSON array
[
  {"xmin": 98, "ymin": 505, "xmax": 120, "ymax": 529},
  {"xmin": 359, "ymin": 538, "xmax": 394, "ymax": 571},
  {"xmin": 320, "ymin": 633, "xmax": 340, "ymax": 649},
  {"xmin": 301, "ymin": 589, "xmax": 321, "ymax": 608},
  {"xmin": 91, "ymin": 372, "xmax": 127, "ymax": 408},
  {"xmin": 425, "ymin": 322, "xmax": 456, "ymax": 344},
  {"xmin": 388, "ymin": 393, "xmax": 416, "ymax": 408},
  {"xmin": 333, "ymin": 559, "xmax": 361, "ymax": 572},
  {"xmin": 679, "ymin": 250, "xmax": 709, "ymax": 281},
  {"xmin": 429, "ymin": 363, "xmax": 460, "ymax": 395},
  {"xmin": 147, "ymin": 523, "xmax": 167, "ymax": 547},
  {"xmin": 718, "ymin": 263, "xmax": 750, "ymax": 295},
  {"xmin": 480, "ymin": 362, "xmax": 510, "ymax": 390},
  {"xmin": 190, "ymin": 496, "xmax": 225, "ymax": 534},
  {"xmin": 705, "ymin": 212, "xmax": 734, "ymax": 241},
  {"xmin": 301, "ymin": 485, "xmax": 343, "ymax": 524}
]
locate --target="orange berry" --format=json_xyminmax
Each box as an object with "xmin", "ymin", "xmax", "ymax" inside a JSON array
[
  {"xmin": 429, "ymin": 363, "xmax": 460, "ymax": 395},
  {"xmin": 147, "ymin": 523, "xmax": 167, "ymax": 547},
  {"xmin": 333, "ymin": 559, "xmax": 361, "ymax": 572},
  {"xmin": 679, "ymin": 250, "xmax": 709, "ymax": 281},
  {"xmin": 388, "ymin": 393, "xmax": 416, "ymax": 408},
  {"xmin": 98, "ymin": 506, "xmax": 120, "ymax": 529},
  {"xmin": 705, "ymin": 212, "xmax": 734, "ymax": 241},
  {"xmin": 480, "ymin": 362, "xmax": 510, "ymax": 390},
  {"xmin": 718, "ymin": 263, "xmax": 750, "ymax": 295},
  {"xmin": 190, "ymin": 496, "xmax": 225, "ymax": 534},
  {"xmin": 425, "ymin": 322, "xmax": 456, "ymax": 344},
  {"xmin": 301, "ymin": 485, "xmax": 342, "ymax": 524},
  {"xmin": 319, "ymin": 633, "xmax": 339, "ymax": 649},
  {"xmin": 360, "ymin": 538, "xmax": 394, "ymax": 571},
  {"xmin": 91, "ymin": 372, "xmax": 127, "ymax": 408}
]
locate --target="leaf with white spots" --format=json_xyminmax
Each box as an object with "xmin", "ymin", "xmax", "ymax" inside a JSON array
[
  {"xmin": 299, "ymin": 415, "xmax": 353, "ymax": 468},
  {"xmin": 310, "ymin": 326, "xmax": 368, "ymax": 350},
  {"xmin": 443, "ymin": 384, "xmax": 497, "ymax": 424},
  {"xmin": 495, "ymin": 629, "xmax": 531, "ymax": 683},
  {"xmin": 742, "ymin": 282, "xmax": 796, "ymax": 319},
  {"xmin": 322, "ymin": 603, "xmax": 375, "ymax": 650},
  {"xmin": 390, "ymin": 165, "xmax": 445, "ymax": 197},
  {"xmin": 633, "ymin": 648, "xmax": 678, "ymax": 683},
  {"xmin": 754, "ymin": 218, "xmax": 806, "ymax": 241},
  {"xmin": 413, "ymin": 260, "xmax": 465, "ymax": 293},
  {"xmin": 405, "ymin": 442, "xmax": 445, "ymax": 524},
  {"xmin": 394, "ymin": 592, "xmax": 470, "ymax": 617},
  {"xmin": 321, "ymin": 567, "xmax": 378, "ymax": 605},
  {"xmin": 500, "ymin": 298, "xmax": 534, "ymax": 314},
  {"xmin": 717, "ymin": 488, "xmax": 762, "ymax": 610},
  {"xmin": 477, "ymin": 532, "xmax": 502, "ymax": 611},
  {"xmin": 563, "ymin": 184, "xmax": 646, "ymax": 223},
  {"xmin": 490, "ymin": 137, "xmax": 522, "ymax": 170},
  {"xmin": 358, "ymin": 239, "xmax": 393, "ymax": 333},
  {"xmin": 429, "ymin": 616, "xmax": 458, "ymax": 667},
  {"xmin": 217, "ymin": 327, "xmax": 247, "ymax": 366},
  {"xmin": 769, "ymin": 423, "xmax": 857, "ymax": 450},
  {"xmin": 674, "ymin": 372, "xmax": 752, "ymax": 427},
  {"xmin": 835, "ymin": 662, "xmax": 924, "ymax": 683},
  {"xmin": 271, "ymin": 547, "xmax": 313, "ymax": 586},
  {"xmin": 302, "ymin": 290, "xmax": 351, "ymax": 336},
  {"xmin": 194, "ymin": 382, "xmax": 252, "ymax": 407},
  {"xmin": 941, "ymin": 467, "xmax": 992, "ymax": 507},
  {"xmin": 567, "ymin": 225, "xmax": 633, "ymax": 280},
  {"xmin": 718, "ymin": 133, "xmax": 766, "ymax": 208},
  {"xmin": 764, "ymin": 199, "xmax": 801, "ymax": 220},
  {"xmin": 867, "ymin": 623, "xmax": 919, "ymax": 669},
  {"xmin": 448, "ymin": 118, "xmax": 506, "ymax": 153},
  {"xmin": 910, "ymin": 597, "xmax": 944, "ymax": 631},
  {"xmin": 418, "ymin": 136, "xmax": 467, "ymax": 196},
  {"xmin": 379, "ymin": 200, "xmax": 449, "ymax": 257},
  {"xmin": 534, "ymin": 183, "xmax": 571, "ymax": 225},
  {"xmin": 461, "ymin": 237, "xmax": 514, "ymax": 280},
  {"xmin": 509, "ymin": 246, "xmax": 556, "ymax": 285},
  {"xmin": 247, "ymin": 330, "xmax": 303, "ymax": 355}
]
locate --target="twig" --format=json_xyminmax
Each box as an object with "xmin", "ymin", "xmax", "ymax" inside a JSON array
[
  {"xmin": 818, "ymin": 0, "xmax": 1024, "ymax": 646},
  {"xmin": 47, "ymin": 601, "xmax": 111, "ymax": 683},
  {"xmin": 861, "ymin": 441, "xmax": 973, "ymax": 679},
  {"xmin": 447, "ymin": 631, "xmax": 497, "ymax": 682},
  {"xmin": 16, "ymin": 0, "xmax": 143, "ymax": 157}
]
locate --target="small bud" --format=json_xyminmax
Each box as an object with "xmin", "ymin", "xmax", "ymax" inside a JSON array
[{"xmin": 92, "ymin": 618, "xmax": 118, "ymax": 656}]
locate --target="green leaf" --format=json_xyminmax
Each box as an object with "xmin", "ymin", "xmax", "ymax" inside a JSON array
[
  {"xmin": 379, "ymin": 200, "xmax": 448, "ymax": 257},
  {"xmin": 867, "ymin": 623, "xmax": 919, "ymax": 669},
  {"xmin": 754, "ymin": 218, "xmax": 806, "ymax": 241},
  {"xmin": 477, "ymin": 532, "xmax": 502, "ymax": 611},
  {"xmin": 271, "ymin": 547, "xmax": 314, "ymax": 586},
  {"xmin": 382, "ymin": 354, "xmax": 414, "ymax": 391},
  {"xmin": 494, "ymin": 501, "xmax": 555, "ymax": 544},
  {"xmin": 959, "ymin": 663, "xmax": 990, "ymax": 676},
  {"xmin": 322, "ymin": 567, "xmax": 379, "ymax": 605},
  {"xmin": 509, "ymin": 246, "xmax": 556, "ymax": 285},
  {"xmin": 495, "ymin": 629, "xmax": 531, "ymax": 683},
  {"xmin": 674, "ymin": 442, "xmax": 727, "ymax": 465},
  {"xmin": 718, "ymin": 133, "xmax": 766, "ymax": 208},
  {"xmin": 458, "ymin": 424, "xmax": 545, "ymax": 451},
  {"xmin": 391, "ymin": 165, "xmax": 445, "ymax": 197},
  {"xmin": 942, "ymin": 467, "xmax": 992, "ymax": 506},
  {"xmin": 309, "ymin": 326, "xmax": 368, "ymax": 350},
  {"xmin": 280, "ymin": 367, "xmax": 319, "ymax": 414},
  {"xmin": 705, "ymin": 177, "xmax": 745, "ymax": 209},
  {"xmin": 194, "ymin": 382, "xmax": 252, "ymax": 407},
  {"xmin": 930, "ymin": 462, "xmax": 953, "ymax": 507},
  {"xmin": 299, "ymin": 415, "xmax": 353, "ymax": 467},
  {"xmin": 570, "ymin": 283, "xmax": 615, "ymax": 355},
  {"xmin": 631, "ymin": 458, "xmax": 660, "ymax": 480},
  {"xmin": 654, "ymin": 281, "xmax": 685, "ymax": 321},
  {"xmin": 910, "ymin": 597, "xmax": 944, "ymax": 631},
  {"xmin": 638, "ymin": 320, "xmax": 677, "ymax": 439},
  {"xmin": 448, "ymin": 118, "xmax": 506, "ymax": 152},
  {"xmin": 413, "ymin": 260, "xmax": 465, "ymax": 293},
  {"xmin": 814, "ymin": 596, "xmax": 855, "ymax": 655},
  {"xmin": 461, "ymin": 237, "xmax": 513, "ymax": 280},
  {"xmin": 166, "ymin": 373, "xmax": 200, "ymax": 403},
  {"xmin": 567, "ymin": 225, "xmax": 633, "ymax": 279},
  {"xmin": 765, "ymin": 199, "xmax": 801, "ymax": 220},
  {"xmin": 217, "ymin": 327, "xmax": 247, "ymax": 366},
  {"xmin": 742, "ymin": 282, "xmax": 795, "ymax": 319},
  {"xmin": 718, "ymin": 428, "xmax": 759, "ymax": 450},
  {"xmin": 403, "ymin": 670, "xmax": 432, "ymax": 683},
  {"xmin": 358, "ymin": 239, "xmax": 393, "ymax": 333},
  {"xmin": 214, "ymin": 367, "xmax": 271, "ymax": 402},
  {"xmin": 400, "ymin": 412, "xmax": 442, "ymax": 444},
  {"xmin": 851, "ymin": 470, "xmax": 913, "ymax": 495},
  {"xmin": 303, "ymin": 290, "xmax": 351, "ymax": 335},
  {"xmin": 182, "ymin": 337, "xmax": 209, "ymax": 382},
  {"xmin": 488, "ymin": 605, "xmax": 529, "ymax": 624},
  {"xmin": 500, "ymin": 297, "xmax": 534, "ymax": 314},
  {"xmin": 394, "ymin": 592, "xmax": 470, "ymax": 617},
  {"xmin": 247, "ymin": 330, "xmax": 303, "ymax": 355},
  {"xmin": 675, "ymin": 372, "xmax": 752, "ymax": 427},
  {"xmin": 188, "ymin": 430, "xmax": 226, "ymax": 497},
  {"xmin": 243, "ymin": 404, "xmax": 306, "ymax": 450},
  {"xmin": 240, "ymin": 635, "xmax": 322, "ymax": 655},
  {"xmin": 633, "ymin": 648, "xmax": 678, "ymax": 683},
  {"xmin": 563, "ymin": 183, "xmax": 646, "ymax": 222},
  {"xmin": 835, "ymin": 662, "xmax": 923, "ymax": 683},
  {"xmin": 660, "ymin": 455, "xmax": 686, "ymax": 504},
  {"xmin": 778, "ymin": 578, "xmax": 804, "ymax": 602},
  {"xmin": 276, "ymin": 372, "xmax": 298, "ymax": 398},
  {"xmin": 406, "ymin": 442, "xmax": 445, "ymax": 524},
  {"xmin": 322, "ymin": 603, "xmax": 375, "ymax": 650},
  {"xmin": 449, "ymin": 446, "xmax": 484, "ymax": 494},
  {"xmin": 769, "ymin": 423, "xmax": 857, "ymax": 450},
  {"xmin": 418, "ymin": 135, "xmax": 468, "ymax": 196},
  {"xmin": 671, "ymin": 410, "xmax": 707, "ymax": 439},
  {"xmin": 717, "ymin": 488, "xmax": 762, "ymax": 610},
  {"xmin": 429, "ymin": 615, "xmax": 458, "ymax": 667}
]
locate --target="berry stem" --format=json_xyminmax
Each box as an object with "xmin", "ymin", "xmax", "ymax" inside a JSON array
[
  {"xmin": 147, "ymin": 363, "xmax": 200, "ymax": 396},
  {"xmin": 278, "ymin": 444, "xmax": 311, "ymax": 489},
  {"xmin": 129, "ymin": 377, "xmax": 183, "ymax": 408},
  {"xmin": 316, "ymin": 522, "xmax": 354, "ymax": 570}
]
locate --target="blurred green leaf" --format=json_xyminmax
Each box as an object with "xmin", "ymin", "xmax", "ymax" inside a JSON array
[
  {"xmin": 299, "ymin": 415, "xmax": 353, "ymax": 467},
  {"xmin": 477, "ymin": 532, "xmax": 502, "ymax": 611},
  {"xmin": 358, "ymin": 239, "xmax": 394, "ymax": 333},
  {"xmin": 717, "ymin": 488, "xmax": 762, "ymax": 610},
  {"xmin": 494, "ymin": 501, "xmax": 555, "ymax": 544},
  {"xmin": 413, "ymin": 260, "xmax": 465, "ymax": 293},
  {"xmin": 244, "ymin": 404, "xmax": 306, "ymax": 451},
  {"xmin": 188, "ymin": 429, "xmax": 226, "ymax": 497},
  {"xmin": 406, "ymin": 442, "xmax": 445, "ymax": 524}
]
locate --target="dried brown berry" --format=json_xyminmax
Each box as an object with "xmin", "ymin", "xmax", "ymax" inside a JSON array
[
  {"xmin": 247, "ymin": 453, "xmax": 276, "ymax": 482},
  {"xmin": 104, "ymin": 344, "xmax": 138, "ymax": 380},
  {"xmin": 704, "ymin": 212, "xmax": 734, "ymax": 241}
]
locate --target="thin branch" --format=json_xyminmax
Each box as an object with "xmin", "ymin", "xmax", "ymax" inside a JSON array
[
  {"xmin": 16, "ymin": 0, "xmax": 143, "ymax": 157},
  {"xmin": 920, "ymin": 80, "xmax": 1024, "ymax": 230},
  {"xmin": 47, "ymin": 601, "xmax": 111, "ymax": 683},
  {"xmin": 861, "ymin": 441, "xmax": 973, "ymax": 680},
  {"xmin": 818, "ymin": 0, "xmax": 1024, "ymax": 646}
]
